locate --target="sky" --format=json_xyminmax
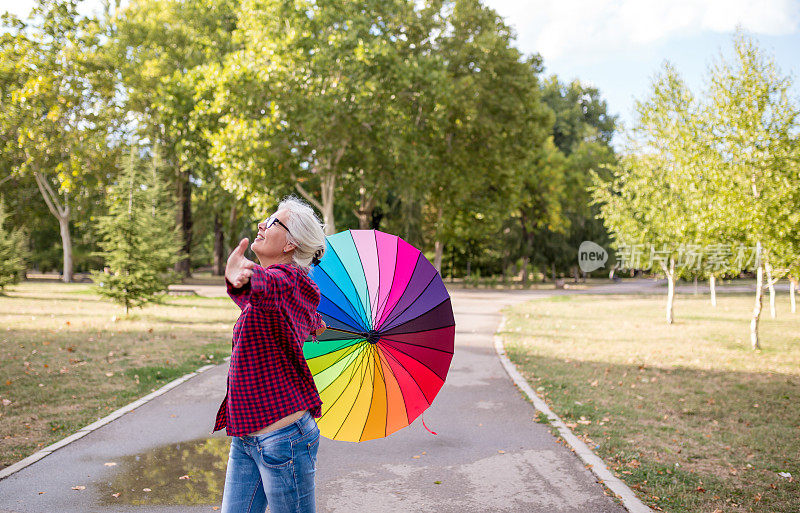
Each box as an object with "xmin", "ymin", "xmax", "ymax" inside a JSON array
[{"xmin": 4, "ymin": 0, "xmax": 800, "ymax": 143}]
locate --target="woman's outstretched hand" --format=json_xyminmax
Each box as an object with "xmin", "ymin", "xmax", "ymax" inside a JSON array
[{"xmin": 226, "ymin": 238, "xmax": 256, "ymax": 288}]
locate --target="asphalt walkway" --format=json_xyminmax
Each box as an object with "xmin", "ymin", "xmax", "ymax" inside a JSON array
[{"xmin": 0, "ymin": 288, "xmax": 634, "ymax": 512}]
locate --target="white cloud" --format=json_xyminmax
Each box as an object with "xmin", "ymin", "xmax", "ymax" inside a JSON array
[{"xmin": 486, "ymin": 0, "xmax": 800, "ymax": 62}]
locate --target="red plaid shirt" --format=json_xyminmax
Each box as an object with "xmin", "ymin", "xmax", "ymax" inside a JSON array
[{"xmin": 213, "ymin": 263, "xmax": 324, "ymax": 436}]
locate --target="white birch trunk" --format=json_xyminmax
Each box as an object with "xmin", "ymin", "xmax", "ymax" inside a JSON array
[
  {"xmin": 663, "ymin": 258, "xmax": 675, "ymax": 324},
  {"xmin": 791, "ymin": 278, "xmax": 797, "ymax": 314},
  {"xmin": 765, "ymin": 261, "xmax": 776, "ymax": 319},
  {"xmin": 710, "ymin": 274, "xmax": 717, "ymax": 307},
  {"xmin": 751, "ymin": 261, "xmax": 763, "ymax": 350}
]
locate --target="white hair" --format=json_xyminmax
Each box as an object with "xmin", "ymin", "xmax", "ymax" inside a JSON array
[{"xmin": 279, "ymin": 195, "xmax": 326, "ymax": 270}]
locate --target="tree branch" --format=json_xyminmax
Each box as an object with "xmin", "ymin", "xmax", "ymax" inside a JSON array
[
  {"xmin": 34, "ymin": 172, "xmax": 66, "ymax": 220},
  {"xmin": 292, "ymin": 175, "xmax": 324, "ymax": 212}
]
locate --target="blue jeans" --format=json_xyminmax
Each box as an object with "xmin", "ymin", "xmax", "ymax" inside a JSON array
[{"xmin": 221, "ymin": 412, "xmax": 320, "ymax": 513}]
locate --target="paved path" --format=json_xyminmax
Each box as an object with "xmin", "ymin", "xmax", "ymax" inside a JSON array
[{"xmin": 0, "ymin": 288, "xmax": 632, "ymax": 512}]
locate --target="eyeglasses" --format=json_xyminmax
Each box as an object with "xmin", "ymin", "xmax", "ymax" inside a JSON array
[{"xmin": 265, "ymin": 215, "xmax": 292, "ymax": 235}]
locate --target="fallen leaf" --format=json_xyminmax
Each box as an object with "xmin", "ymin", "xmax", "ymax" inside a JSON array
[
  {"xmin": 590, "ymin": 380, "xmax": 598, "ymax": 387},
  {"xmin": 104, "ymin": 462, "xmax": 117, "ymax": 467},
  {"xmin": 112, "ymin": 493, "xmax": 121, "ymax": 498},
  {"xmin": 213, "ymin": 507, "xmax": 220, "ymax": 511},
  {"xmin": 38, "ymin": 492, "xmax": 45, "ymax": 495},
  {"xmin": 434, "ymin": 480, "xmax": 442, "ymax": 484},
  {"xmin": 498, "ymin": 450, "xmax": 505, "ymax": 454},
  {"xmin": 4, "ymin": 380, "xmax": 11, "ymax": 385},
  {"xmin": 778, "ymin": 472, "xmax": 792, "ymax": 479},
  {"xmin": 696, "ymin": 486, "xmax": 705, "ymax": 493},
  {"xmin": 565, "ymin": 422, "xmax": 578, "ymax": 428},
  {"xmin": 412, "ymin": 455, "xmax": 420, "ymax": 459},
  {"xmin": 143, "ymin": 488, "xmax": 151, "ymax": 492},
  {"xmin": 179, "ymin": 475, "xmax": 190, "ymax": 480},
  {"xmin": 72, "ymin": 485, "xmax": 86, "ymax": 491},
  {"xmin": 2, "ymin": 399, "xmax": 11, "ymax": 406},
  {"xmin": 105, "ymin": 372, "xmax": 114, "ymax": 377}
]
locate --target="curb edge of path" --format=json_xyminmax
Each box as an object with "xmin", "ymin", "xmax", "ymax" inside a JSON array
[
  {"xmin": 0, "ymin": 358, "xmax": 229, "ymax": 481},
  {"xmin": 493, "ymin": 316, "xmax": 654, "ymax": 513}
]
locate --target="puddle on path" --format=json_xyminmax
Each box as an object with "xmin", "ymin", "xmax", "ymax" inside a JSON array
[{"xmin": 98, "ymin": 436, "xmax": 229, "ymax": 505}]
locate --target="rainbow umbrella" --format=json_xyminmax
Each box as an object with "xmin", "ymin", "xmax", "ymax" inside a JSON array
[{"xmin": 305, "ymin": 229, "xmax": 455, "ymax": 442}]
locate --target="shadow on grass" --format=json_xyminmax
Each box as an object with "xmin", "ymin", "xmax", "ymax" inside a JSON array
[{"xmin": 505, "ymin": 350, "xmax": 800, "ymax": 513}]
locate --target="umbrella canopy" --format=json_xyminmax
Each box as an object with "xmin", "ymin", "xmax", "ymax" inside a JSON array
[{"xmin": 306, "ymin": 229, "xmax": 455, "ymax": 442}]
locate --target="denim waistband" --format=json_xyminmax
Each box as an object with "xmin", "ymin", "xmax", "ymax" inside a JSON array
[{"xmin": 240, "ymin": 411, "xmax": 315, "ymax": 444}]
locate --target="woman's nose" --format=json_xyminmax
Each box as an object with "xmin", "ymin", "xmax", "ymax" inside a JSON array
[{"xmin": 257, "ymin": 220, "xmax": 266, "ymax": 230}]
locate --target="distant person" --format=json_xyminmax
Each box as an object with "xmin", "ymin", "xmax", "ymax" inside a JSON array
[{"xmin": 216, "ymin": 196, "xmax": 327, "ymax": 513}]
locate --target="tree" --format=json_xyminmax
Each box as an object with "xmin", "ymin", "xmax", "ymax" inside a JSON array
[
  {"xmin": 110, "ymin": 0, "xmax": 241, "ymax": 275},
  {"xmin": 204, "ymin": 0, "xmax": 439, "ymax": 235},
  {"xmin": 0, "ymin": 198, "xmax": 26, "ymax": 291},
  {"xmin": 423, "ymin": 0, "xmax": 552, "ymax": 271},
  {"xmin": 593, "ymin": 63, "xmax": 702, "ymax": 324},
  {"xmin": 92, "ymin": 147, "xmax": 181, "ymax": 314},
  {"xmin": 701, "ymin": 31, "xmax": 800, "ymax": 347},
  {"xmin": 1, "ymin": 1, "xmax": 117, "ymax": 282}
]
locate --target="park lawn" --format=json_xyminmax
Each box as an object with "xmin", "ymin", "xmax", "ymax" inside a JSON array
[
  {"xmin": 501, "ymin": 293, "xmax": 800, "ymax": 513},
  {"xmin": 0, "ymin": 281, "xmax": 239, "ymax": 469}
]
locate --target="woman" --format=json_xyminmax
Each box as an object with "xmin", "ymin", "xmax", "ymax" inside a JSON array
[{"xmin": 216, "ymin": 196, "xmax": 327, "ymax": 513}]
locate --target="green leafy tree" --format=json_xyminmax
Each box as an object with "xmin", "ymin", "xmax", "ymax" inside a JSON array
[
  {"xmin": 424, "ymin": 0, "xmax": 552, "ymax": 271},
  {"xmin": 701, "ymin": 31, "xmax": 800, "ymax": 347},
  {"xmin": 593, "ymin": 63, "xmax": 702, "ymax": 324},
  {"xmin": 1, "ymin": 1, "xmax": 118, "ymax": 282},
  {"xmin": 92, "ymin": 148, "xmax": 181, "ymax": 314},
  {"xmin": 0, "ymin": 198, "xmax": 27, "ymax": 291}
]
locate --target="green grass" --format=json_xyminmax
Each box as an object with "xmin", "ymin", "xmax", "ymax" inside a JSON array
[
  {"xmin": 0, "ymin": 281, "xmax": 238, "ymax": 468},
  {"xmin": 502, "ymin": 293, "xmax": 800, "ymax": 513}
]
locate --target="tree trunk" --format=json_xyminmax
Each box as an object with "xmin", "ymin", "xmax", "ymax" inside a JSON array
[
  {"xmin": 58, "ymin": 216, "xmax": 73, "ymax": 283},
  {"xmin": 33, "ymin": 172, "xmax": 73, "ymax": 283},
  {"xmin": 551, "ymin": 263, "xmax": 556, "ymax": 283},
  {"xmin": 693, "ymin": 275, "xmax": 698, "ymax": 295},
  {"xmin": 213, "ymin": 212, "xmax": 224, "ymax": 276},
  {"xmin": 433, "ymin": 240, "xmax": 444, "ymax": 273},
  {"xmin": 228, "ymin": 201, "xmax": 238, "ymax": 252},
  {"xmin": 175, "ymin": 169, "xmax": 192, "ymax": 277},
  {"xmin": 765, "ymin": 261, "xmax": 777, "ymax": 319},
  {"xmin": 751, "ymin": 259, "xmax": 763, "ymax": 350},
  {"xmin": 710, "ymin": 274, "xmax": 717, "ymax": 307},
  {"xmin": 521, "ymin": 255, "xmax": 529, "ymax": 286},
  {"xmin": 790, "ymin": 278, "xmax": 797, "ymax": 314},
  {"xmin": 354, "ymin": 187, "xmax": 375, "ymax": 230},
  {"xmin": 663, "ymin": 258, "xmax": 675, "ymax": 325}
]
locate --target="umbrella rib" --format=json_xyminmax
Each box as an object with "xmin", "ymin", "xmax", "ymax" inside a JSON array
[
  {"xmin": 324, "ymin": 341, "xmax": 372, "ymax": 437},
  {"xmin": 307, "ymin": 337, "xmax": 365, "ymax": 365},
  {"xmin": 372, "ymin": 232, "xmax": 396, "ymax": 325},
  {"xmin": 315, "ymin": 340, "xmax": 368, "ymax": 395},
  {"xmin": 346, "ymin": 230, "xmax": 374, "ymax": 329},
  {"xmin": 315, "ymin": 265, "xmax": 370, "ymax": 331},
  {"xmin": 319, "ymin": 293, "xmax": 369, "ymax": 331},
  {"xmin": 378, "ymin": 334, "xmax": 454, "ymax": 355},
  {"xmin": 320, "ymin": 241, "xmax": 373, "ymax": 328},
  {"xmin": 375, "ymin": 251, "xmax": 422, "ymax": 329},
  {"xmin": 378, "ymin": 337, "xmax": 452, "ymax": 382},
  {"xmin": 381, "ymin": 298, "xmax": 453, "ymax": 335},
  {"xmin": 379, "ymin": 321, "xmax": 456, "ymax": 339},
  {"xmin": 333, "ymin": 343, "xmax": 374, "ymax": 440},
  {"xmin": 378, "ymin": 344, "xmax": 431, "ymax": 417},
  {"xmin": 357, "ymin": 344, "xmax": 380, "ymax": 442},
  {"xmin": 383, "ymin": 344, "xmax": 440, "ymax": 405},
  {"xmin": 378, "ymin": 273, "xmax": 437, "ymax": 331}
]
